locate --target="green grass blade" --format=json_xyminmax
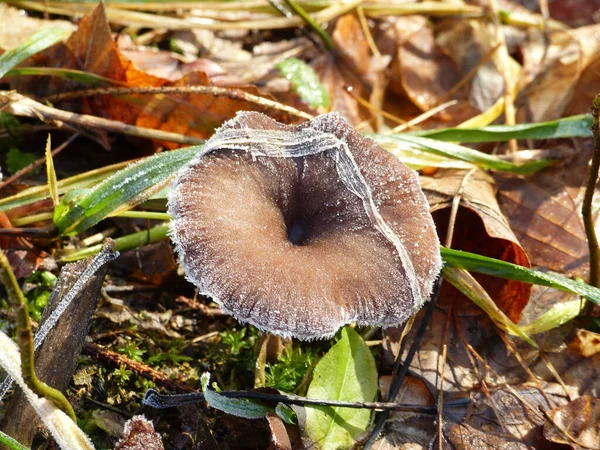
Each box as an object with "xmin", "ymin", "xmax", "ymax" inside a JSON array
[
  {"xmin": 409, "ymin": 114, "xmax": 592, "ymax": 143},
  {"xmin": 441, "ymin": 247, "xmax": 600, "ymax": 305},
  {"xmin": 6, "ymin": 67, "xmax": 115, "ymax": 86},
  {"xmin": 0, "ymin": 161, "xmax": 130, "ymax": 212},
  {"xmin": 519, "ymin": 299, "xmax": 584, "ymax": 335},
  {"xmin": 57, "ymin": 223, "xmax": 170, "ymax": 263},
  {"xmin": 370, "ymin": 133, "xmax": 551, "ymax": 174},
  {"xmin": 0, "ymin": 431, "xmax": 29, "ymax": 450},
  {"xmin": 54, "ymin": 147, "xmax": 200, "ymax": 235},
  {"xmin": 0, "ymin": 28, "xmax": 71, "ymax": 78}
]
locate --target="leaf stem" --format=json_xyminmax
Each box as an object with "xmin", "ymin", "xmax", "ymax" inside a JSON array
[
  {"xmin": 0, "ymin": 247, "xmax": 76, "ymax": 421},
  {"xmin": 583, "ymin": 94, "xmax": 600, "ymax": 289},
  {"xmin": 57, "ymin": 223, "xmax": 170, "ymax": 263}
]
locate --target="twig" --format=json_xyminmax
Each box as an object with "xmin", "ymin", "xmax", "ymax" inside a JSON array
[
  {"xmin": 0, "ymin": 246, "xmax": 75, "ymax": 420},
  {"xmin": 83, "ymin": 343, "xmax": 195, "ymax": 393},
  {"xmin": 583, "ymin": 95, "xmax": 600, "ymax": 288},
  {"xmin": 0, "ymin": 91, "xmax": 205, "ymax": 146},
  {"xmin": 41, "ymin": 86, "xmax": 314, "ymax": 121},
  {"xmin": 364, "ymin": 276, "xmax": 443, "ymax": 448},
  {"xmin": 142, "ymin": 387, "xmax": 470, "ymax": 412}
]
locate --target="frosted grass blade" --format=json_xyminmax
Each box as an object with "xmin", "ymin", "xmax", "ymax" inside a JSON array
[
  {"xmin": 54, "ymin": 146, "xmax": 200, "ymax": 235},
  {"xmin": 370, "ymin": 133, "xmax": 550, "ymax": 174},
  {"xmin": 0, "ymin": 28, "xmax": 70, "ymax": 78},
  {"xmin": 441, "ymin": 247, "xmax": 600, "ymax": 305}
]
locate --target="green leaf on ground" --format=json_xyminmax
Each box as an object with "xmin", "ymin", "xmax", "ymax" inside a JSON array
[
  {"xmin": 276, "ymin": 57, "xmax": 330, "ymax": 108},
  {"xmin": 304, "ymin": 326, "xmax": 377, "ymax": 450},
  {"xmin": 409, "ymin": 114, "xmax": 592, "ymax": 143},
  {"xmin": 201, "ymin": 373, "xmax": 272, "ymax": 419}
]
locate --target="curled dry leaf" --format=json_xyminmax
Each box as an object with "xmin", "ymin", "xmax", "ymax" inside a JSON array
[
  {"xmin": 436, "ymin": 20, "xmax": 513, "ymax": 115},
  {"xmin": 544, "ymin": 395, "xmax": 600, "ymax": 449},
  {"xmin": 377, "ymin": 375, "xmax": 436, "ymax": 447},
  {"xmin": 265, "ymin": 413, "xmax": 292, "ymax": 450},
  {"xmin": 495, "ymin": 140, "xmax": 592, "ymax": 281},
  {"xmin": 421, "ymin": 168, "xmax": 530, "ymax": 322}
]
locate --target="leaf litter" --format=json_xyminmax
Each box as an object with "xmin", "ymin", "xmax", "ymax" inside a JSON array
[{"xmin": 1, "ymin": 1, "xmax": 600, "ymax": 449}]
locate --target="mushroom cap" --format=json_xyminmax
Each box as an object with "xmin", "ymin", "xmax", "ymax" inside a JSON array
[{"xmin": 168, "ymin": 112, "xmax": 442, "ymax": 340}]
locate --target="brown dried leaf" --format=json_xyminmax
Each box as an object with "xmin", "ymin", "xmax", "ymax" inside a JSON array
[
  {"xmin": 422, "ymin": 168, "xmax": 530, "ymax": 322},
  {"xmin": 568, "ymin": 329, "xmax": 600, "ymax": 358},
  {"xmin": 112, "ymin": 241, "xmax": 177, "ymax": 285},
  {"xmin": 333, "ymin": 14, "xmax": 370, "ymax": 77},
  {"xmin": 548, "ymin": 0, "xmax": 600, "ymax": 27},
  {"xmin": 495, "ymin": 140, "xmax": 592, "ymax": 280},
  {"xmin": 436, "ymin": 20, "xmax": 507, "ymax": 114},
  {"xmin": 115, "ymin": 416, "xmax": 164, "ymax": 450},
  {"xmin": 544, "ymin": 396, "xmax": 600, "ymax": 449},
  {"xmin": 11, "ymin": 3, "xmax": 299, "ymax": 149},
  {"xmin": 519, "ymin": 24, "xmax": 600, "ymax": 122},
  {"xmin": 378, "ymin": 376, "xmax": 436, "ymax": 447},
  {"xmin": 385, "ymin": 16, "xmax": 478, "ymax": 124},
  {"xmin": 265, "ymin": 413, "xmax": 292, "ymax": 450},
  {"xmin": 311, "ymin": 14, "xmax": 385, "ymax": 128},
  {"xmin": 441, "ymin": 421, "xmax": 530, "ymax": 450}
]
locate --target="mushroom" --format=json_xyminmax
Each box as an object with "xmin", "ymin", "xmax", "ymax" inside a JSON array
[{"xmin": 168, "ymin": 112, "xmax": 442, "ymax": 340}]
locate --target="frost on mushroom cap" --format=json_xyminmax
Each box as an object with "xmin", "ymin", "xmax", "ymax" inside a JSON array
[{"xmin": 168, "ymin": 111, "xmax": 442, "ymax": 340}]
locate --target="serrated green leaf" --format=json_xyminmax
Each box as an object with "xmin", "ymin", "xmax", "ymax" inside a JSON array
[
  {"xmin": 370, "ymin": 133, "xmax": 550, "ymax": 174},
  {"xmin": 0, "ymin": 28, "xmax": 70, "ymax": 78},
  {"xmin": 441, "ymin": 247, "xmax": 600, "ymax": 305},
  {"xmin": 200, "ymin": 373, "xmax": 272, "ymax": 419},
  {"xmin": 409, "ymin": 114, "xmax": 592, "ymax": 143},
  {"xmin": 54, "ymin": 146, "xmax": 200, "ymax": 235},
  {"xmin": 276, "ymin": 57, "xmax": 330, "ymax": 108},
  {"xmin": 305, "ymin": 327, "xmax": 377, "ymax": 450}
]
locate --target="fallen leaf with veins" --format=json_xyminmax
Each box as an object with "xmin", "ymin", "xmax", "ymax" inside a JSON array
[
  {"xmin": 544, "ymin": 395, "xmax": 600, "ymax": 449},
  {"xmin": 495, "ymin": 139, "xmax": 593, "ymax": 281},
  {"xmin": 519, "ymin": 24, "xmax": 600, "ymax": 122}
]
